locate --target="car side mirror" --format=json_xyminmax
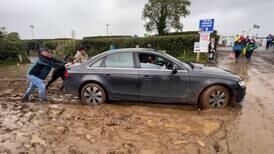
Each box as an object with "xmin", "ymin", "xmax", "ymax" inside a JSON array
[{"xmin": 172, "ymin": 65, "xmax": 178, "ymax": 74}]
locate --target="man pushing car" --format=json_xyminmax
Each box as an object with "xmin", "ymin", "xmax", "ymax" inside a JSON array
[{"xmin": 22, "ymin": 48, "xmax": 65, "ymax": 102}]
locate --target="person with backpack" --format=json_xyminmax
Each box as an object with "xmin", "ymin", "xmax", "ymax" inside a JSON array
[
  {"xmin": 233, "ymin": 38, "xmax": 244, "ymax": 63},
  {"xmin": 245, "ymin": 39, "xmax": 257, "ymax": 61}
]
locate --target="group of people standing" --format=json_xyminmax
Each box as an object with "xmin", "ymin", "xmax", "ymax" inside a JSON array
[
  {"xmin": 22, "ymin": 47, "xmax": 88, "ymax": 102},
  {"xmin": 232, "ymin": 35, "xmax": 257, "ymax": 62}
]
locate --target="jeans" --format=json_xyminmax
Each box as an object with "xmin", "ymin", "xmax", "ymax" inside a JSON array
[
  {"xmin": 266, "ymin": 41, "xmax": 273, "ymax": 49},
  {"xmin": 24, "ymin": 75, "xmax": 47, "ymax": 100},
  {"xmin": 245, "ymin": 50, "xmax": 254, "ymax": 60},
  {"xmin": 235, "ymin": 50, "xmax": 242, "ymax": 59}
]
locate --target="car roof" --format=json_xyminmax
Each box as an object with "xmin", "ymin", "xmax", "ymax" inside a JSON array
[{"xmin": 103, "ymin": 48, "xmax": 159, "ymax": 54}]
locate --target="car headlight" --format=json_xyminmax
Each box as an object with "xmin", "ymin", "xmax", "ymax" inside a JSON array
[{"xmin": 238, "ymin": 80, "xmax": 246, "ymax": 87}]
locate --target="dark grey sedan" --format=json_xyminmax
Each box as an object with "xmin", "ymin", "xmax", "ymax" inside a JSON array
[{"xmin": 64, "ymin": 48, "xmax": 246, "ymax": 108}]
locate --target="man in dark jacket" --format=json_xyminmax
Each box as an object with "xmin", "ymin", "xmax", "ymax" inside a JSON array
[
  {"xmin": 266, "ymin": 34, "xmax": 273, "ymax": 49},
  {"xmin": 208, "ymin": 38, "xmax": 217, "ymax": 64},
  {"xmin": 46, "ymin": 55, "xmax": 74, "ymax": 90},
  {"xmin": 22, "ymin": 48, "xmax": 65, "ymax": 102}
]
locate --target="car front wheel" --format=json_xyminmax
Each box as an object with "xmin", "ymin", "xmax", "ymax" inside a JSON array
[
  {"xmin": 80, "ymin": 83, "xmax": 106, "ymax": 105},
  {"xmin": 200, "ymin": 85, "xmax": 230, "ymax": 109}
]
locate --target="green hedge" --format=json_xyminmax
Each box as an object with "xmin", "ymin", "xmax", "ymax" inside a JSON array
[
  {"xmin": 22, "ymin": 34, "xmax": 201, "ymax": 62},
  {"xmin": 82, "ymin": 34, "xmax": 199, "ymax": 57},
  {"xmin": 83, "ymin": 35, "xmax": 132, "ymax": 40},
  {"xmin": 0, "ymin": 44, "xmax": 19, "ymax": 61},
  {"xmin": 22, "ymin": 32, "xmax": 221, "ymax": 63},
  {"xmin": 22, "ymin": 34, "xmax": 203, "ymax": 58},
  {"xmin": 22, "ymin": 39, "xmax": 80, "ymax": 58},
  {"xmin": 156, "ymin": 31, "xmax": 199, "ymax": 36},
  {"xmin": 0, "ymin": 38, "xmax": 29, "ymax": 64}
]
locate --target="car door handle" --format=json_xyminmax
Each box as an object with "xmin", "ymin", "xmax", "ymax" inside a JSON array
[
  {"xmin": 143, "ymin": 75, "xmax": 152, "ymax": 80},
  {"xmin": 104, "ymin": 74, "xmax": 112, "ymax": 79}
]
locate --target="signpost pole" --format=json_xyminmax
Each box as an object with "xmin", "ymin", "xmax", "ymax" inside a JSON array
[{"xmin": 196, "ymin": 53, "xmax": 200, "ymax": 62}]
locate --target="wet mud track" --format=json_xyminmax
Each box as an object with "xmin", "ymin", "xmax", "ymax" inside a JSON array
[{"xmin": 0, "ymin": 48, "xmax": 274, "ymax": 153}]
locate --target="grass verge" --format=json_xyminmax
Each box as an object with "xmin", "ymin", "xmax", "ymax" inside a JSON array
[{"xmin": 177, "ymin": 52, "xmax": 208, "ymax": 64}]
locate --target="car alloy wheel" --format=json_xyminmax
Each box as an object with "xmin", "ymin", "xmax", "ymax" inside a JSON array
[
  {"xmin": 209, "ymin": 90, "xmax": 227, "ymax": 108},
  {"xmin": 81, "ymin": 83, "xmax": 106, "ymax": 105},
  {"xmin": 201, "ymin": 85, "xmax": 230, "ymax": 109}
]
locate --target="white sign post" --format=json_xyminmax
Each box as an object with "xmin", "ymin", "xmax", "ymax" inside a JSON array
[
  {"xmin": 195, "ymin": 32, "xmax": 210, "ymax": 62},
  {"xmin": 193, "ymin": 42, "xmax": 200, "ymax": 53},
  {"xmin": 196, "ymin": 19, "xmax": 215, "ymax": 62},
  {"xmin": 199, "ymin": 32, "xmax": 210, "ymax": 53}
]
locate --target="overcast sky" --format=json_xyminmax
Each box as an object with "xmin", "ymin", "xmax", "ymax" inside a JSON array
[{"xmin": 0, "ymin": 0, "xmax": 273, "ymax": 39}]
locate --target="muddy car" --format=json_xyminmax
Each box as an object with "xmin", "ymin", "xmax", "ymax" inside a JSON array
[{"xmin": 64, "ymin": 48, "xmax": 246, "ymax": 108}]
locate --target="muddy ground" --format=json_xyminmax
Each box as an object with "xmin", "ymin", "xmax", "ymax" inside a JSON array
[{"xmin": 0, "ymin": 48, "xmax": 274, "ymax": 154}]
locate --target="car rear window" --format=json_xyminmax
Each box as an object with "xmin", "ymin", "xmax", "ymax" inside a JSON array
[
  {"xmin": 105, "ymin": 53, "xmax": 134, "ymax": 68},
  {"xmin": 90, "ymin": 58, "xmax": 103, "ymax": 67}
]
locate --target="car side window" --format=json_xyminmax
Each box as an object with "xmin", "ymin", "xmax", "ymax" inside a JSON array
[
  {"xmin": 139, "ymin": 53, "xmax": 174, "ymax": 70},
  {"xmin": 105, "ymin": 53, "xmax": 134, "ymax": 68},
  {"xmin": 90, "ymin": 58, "xmax": 103, "ymax": 67}
]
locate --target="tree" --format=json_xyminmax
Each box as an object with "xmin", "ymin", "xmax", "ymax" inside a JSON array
[
  {"xmin": 7, "ymin": 32, "xmax": 20, "ymax": 41},
  {"xmin": 0, "ymin": 28, "xmax": 30, "ymax": 63},
  {"xmin": 0, "ymin": 27, "xmax": 7, "ymax": 39},
  {"xmin": 142, "ymin": 0, "xmax": 191, "ymax": 35}
]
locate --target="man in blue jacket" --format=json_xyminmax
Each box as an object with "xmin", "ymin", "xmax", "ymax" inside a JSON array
[{"xmin": 22, "ymin": 48, "xmax": 65, "ymax": 102}]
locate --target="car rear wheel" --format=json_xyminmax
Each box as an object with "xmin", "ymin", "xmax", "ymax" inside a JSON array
[
  {"xmin": 200, "ymin": 85, "xmax": 230, "ymax": 109},
  {"xmin": 81, "ymin": 83, "xmax": 106, "ymax": 105}
]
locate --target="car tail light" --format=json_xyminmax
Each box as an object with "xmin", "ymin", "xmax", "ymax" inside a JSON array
[{"xmin": 64, "ymin": 70, "xmax": 69, "ymax": 78}]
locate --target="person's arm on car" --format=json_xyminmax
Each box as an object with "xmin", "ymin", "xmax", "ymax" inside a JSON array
[{"xmin": 38, "ymin": 55, "xmax": 65, "ymax": 68}]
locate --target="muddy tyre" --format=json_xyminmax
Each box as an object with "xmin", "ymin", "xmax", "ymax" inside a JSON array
[
  {"xmin": 200, "ymin": 85, "xmax": 230, "ymax": 109},
  {"xmin": 80, "ymin": 83, "xmax": 106, "ymax": 105}
]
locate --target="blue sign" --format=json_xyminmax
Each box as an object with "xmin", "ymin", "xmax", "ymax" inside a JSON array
[{"xmin": 199, "ymin": 19, "xmax": 215, "ymax": 32}]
